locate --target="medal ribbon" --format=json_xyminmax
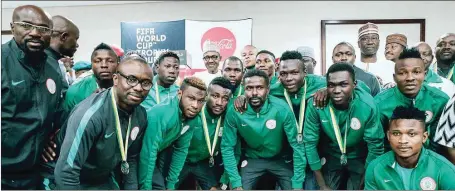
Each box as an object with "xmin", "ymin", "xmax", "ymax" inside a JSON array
[
  {"xmin": 237, "ymin": 85, "xmax": 243, "ymax": 97},
  {"xmin": 329, "ymin": 106, "xmax": 348, "ymax": 155},
  {"xmin": 283, "ymin": 79, "xmax": 307, "ymax": 135},
  {"xmin": 201, "ymin": 105, "xmax": 222, "ymax": 158},
  {"xmin": 111, "ymin": 89, "xmax": 132, "ymax": 163},
  {"xmin": 154, "ymin": 81, "xmax": 160, "ymax": 104},
  {"xmin": 433, "ymin": 62, "xmax": 455, "ymax": 80},
  {"xmin": 446, "ymin": 66, "xmax": 454, "ymax": 80}
]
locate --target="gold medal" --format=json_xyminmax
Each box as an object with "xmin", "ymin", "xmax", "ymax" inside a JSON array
[{"xmin": 121, "ymin": 161, "xmax": 130, "ymax": 175}]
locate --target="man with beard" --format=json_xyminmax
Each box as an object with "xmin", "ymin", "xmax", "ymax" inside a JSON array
[
  {"xmin": 141, "ymin": 51, "xmax": 180, "ymax": 110},
  {"xmin": 54, "ymin": 54, "xmax": 153, "ymax": 190},
  {"xmin": 374, "ymin": 48, "xmax": 449, "ymax": 153},
  {"xmin": 415, "ymin": 42, "xmax": 455, "ymax": 97},
  {"xmin": 139, "ymin": 77, "xmax": 207, "ymax": 190},
  {"xmin": 222, "ymin": 56, "xmax": 245, "ymax": 98},
  {"xmin": 221, "ymin": 69, "xmax": 306, "ymax": 190},
  {"xmin": 365, "ymin": 106, "xmax": 455, "ymax": 190},
  {"xmin": 304, "ymin": 63, "xmax": 384, "ymax": 190},
  {"xmin": 297, "ymin": 46, "xmax": 317, "ymax": 75},
  {"xmin": 1, "ymin": 5, "xmax": 66, "ymax": 189},
  {"xmin": 241, "ymin": 45, "xmax": 258, "ymax": 71},
  {"xmin": 193, "ymin": 41, "xmax": 222, "ymax": 86},
  {"xmin": 63, "ymin": 43, "xmax": 120, "ymax": 112},
  {"xmin": 355, "ymin": 22, "xmax": 395, "ymax": 86},
  {"xmin": 176, "ymin": 77, "xmax": 233, "ymax": 190},
  {"xmin": 385, "ymin": 34, "xmax": 407, "ymax": 63},
  {"xmin": 433, "ymin": 33, "xmax": 455, "ymax": 84},
  {"xmin": 332, "ymin": 42, "xmax": 382, "ymax": 96},
  {"xmin": 255, "ymin": 50, "xmax": 279, "ymax": 85},
  {"xmin": 434, "ymin": 95, "xmax": 455, "ymax": 164}
]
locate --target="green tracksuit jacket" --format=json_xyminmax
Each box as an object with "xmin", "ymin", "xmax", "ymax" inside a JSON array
[
  {"xmin": 141, "ymin": 76, "xmax": 179, "ymax": 111},
  {"xmin": 374, "ymin": 84, "xmax": 449, "ymax": 152},
  {"xmin": 221, "ymin": 96, "xmax": 306, "ymax": 189},
  {"xmin": 304, "ymin": 87, "xmax": 384, "ymax": 171},
  {"xmin": 435, "ymin": 61, "xmax": 455, "ymax": 84},
  {"xmin": 365, "ymin": 147, "xmax": 455, "ymax": 190},
  {"xmin": 139, "ymin": 96, "xmax": 196, "ymax": 190},
  {"xmin": 63, "ymin": 74, "xmax": 98, "ymax": 112}
]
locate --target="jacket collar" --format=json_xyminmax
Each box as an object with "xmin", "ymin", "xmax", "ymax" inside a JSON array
[
  {"xmin": 387, "ymin": 147, "xmax": 429, "ymax": 169},
  {"xmin": 244, "ymin": 96, "xmax": 271, "ymax": 116}
]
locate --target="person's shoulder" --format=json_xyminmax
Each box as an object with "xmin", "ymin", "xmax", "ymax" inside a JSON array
[
  {"xmin": 355, "ymin": 87, "xmax": 376, "ymax": 110},
  {"xmin": 307, "ymin": 74, "xmax": 326, "ymax": 83},
  {"xmin": 269, "ymin": 95, "xmax": 290, "ymax": 109},
  {"xmin": 423, "ymin": 84, "xmax": 450, "ymax": 102},
  {"xmin": 367, "ymin": 150, "xmax": 393, "ymax": 170},
  {"xmin": 374, "ymin": 87, "xmax": 395, "ymax": 102},
  {"xmin": 147, "ymin": 96, "xmax": 177, "ymax": 116},
  {"xmin": 424, "ymin": 149, "xmax": 455, "ymax": 172},
  {"xmin": 67, "ymin": 75, "xmax": 95, "ymax": 95}
]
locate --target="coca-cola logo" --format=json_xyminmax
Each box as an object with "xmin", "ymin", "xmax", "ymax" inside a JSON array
[{"xmin": 201, "ymin": 27, "xmax": 236, "ymax": 61}]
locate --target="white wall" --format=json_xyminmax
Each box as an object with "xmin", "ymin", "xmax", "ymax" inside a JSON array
[{"xmin": 2, "ymin": 1, "xmax": 455, "ymax": 74}]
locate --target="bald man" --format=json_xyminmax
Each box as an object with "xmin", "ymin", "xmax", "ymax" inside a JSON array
[
  {"xmin": 241, "ymin": 45, "xmax": 258, "ymax": 71},
  {"xmin": 434, "ymin": 33, "xmax": 455, "ymax": 84},
  {"xmin": 415, "ymin": 42, "xmax": 455, "ymax": 97},
  {"xmin": 2, "ymin": 5, "xmax": 66, "ymax": 189}
]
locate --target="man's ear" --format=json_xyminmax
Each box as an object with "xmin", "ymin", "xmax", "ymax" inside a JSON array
[
  {"xmin": 60, "ymin": 32, "xmax": 69, "ymax": 41},
  {"xmin": 113, "ymin": 73, "xmax": 119, "ymax": 86},
  {"xmin": 178, "ymin": 89, "xmax": 183, "ymax": 100},
  {"xmin": 422, "ymin": 131, "xmax": 429, "ymax": 144}
]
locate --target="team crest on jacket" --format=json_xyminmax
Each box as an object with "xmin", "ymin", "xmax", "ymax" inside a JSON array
[
  {"xmin": 420, "ymin": 177, "xmax": 436, "ymax": 190},
  {"xmin": 266, "ymin": 119, "xmax": 276, "ymax": 129},
  {"xmin": 181, "ymin": 125, "xmax": 190, "ymax": 135},
  {"xmin": 425, "ymin": 111, "xmax": 433, "ymax": 123},
  {"xmin": 350, "ymin": 117, "xmax": 361, "ymax": 130},
  {"xmin": 131, "ymin": 126, "xmax": 140, "ymax": 141},
  {"xmin": 46, "ymin": 78, "xmax": 56, "ymax": 94}
]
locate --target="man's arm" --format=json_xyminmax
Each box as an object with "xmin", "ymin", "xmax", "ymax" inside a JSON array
[
  {"xmin": 221, "ymin": 110, "xmax": 243, "ymax": 189},
  {"xmin": 165, "ymin": 128, "xmax": 194, "ymax": 190},
  {"xmin": 363, "ymin": 161, "xmax": 379, "ymax": 190},
  {"xmin": 363, "ymin": 106, "xmax": 385, "ymax": 167},
  {"xmin": 138, "ymin": 113, "xmax": 162, "ymax": 190}
]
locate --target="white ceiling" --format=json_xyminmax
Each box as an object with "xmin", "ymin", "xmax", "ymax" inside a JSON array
[{"xmin": 1, "ymin": 1, "xmax": 159, "ymax": 9}]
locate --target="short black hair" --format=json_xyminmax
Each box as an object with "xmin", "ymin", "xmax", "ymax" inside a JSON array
[
  {"xmin": 157, "ymin": 51, "xmax": 180, "ymax": 65},
  {"xmin": 209, "ymin": 77, "xmax": 234, "ymax": 94},
  {"xmin": 91, "ymin": 43, "xmax": 118, "ymax": 62},
  {"xmin": 121, "ymin": 51, "xmax": 148, "ymax": 65},
  {"xmin": 326, "ymin": 62, "xmax": 356, "ymax": 82},
  {"xmin": 243, "ymin": 69, "xmax": 270, "ymax": 87},
  {"xmin": 222, "ymin": 56, "xmax": 244, "ymax": 70},
  {"xmin": 180, "ymin": 76, "xmax": 207, "ymax": 92},
  {"xmin": 390, "ymin": 106, "xmax": 426, "ymax": 130},
  {"xmin": 280, "ymin": 50, "xmax": 306, "ymax": 72},
  {"xmin": 398, "ymin": 47, "xmax": 422, "ymax": 60},
  {"xmin": 256, "ymin": 50, "xmax": 276, "ymax": 60}
]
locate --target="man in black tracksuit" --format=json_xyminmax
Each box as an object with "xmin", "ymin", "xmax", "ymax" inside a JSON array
[
  {"xmin": 1, "ymin": 5, "xmax": 66, "ymax": 189},
  {"xmin": 54, "ymin": 54, "xmax": 153, "ymax": 189}
]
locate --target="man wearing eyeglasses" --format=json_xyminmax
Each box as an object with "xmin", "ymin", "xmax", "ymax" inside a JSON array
[
  {"xmin": 193, "ymin": 41, "xmax": 222, "ymax": 86},
  {"xmin": 54, "ymin": 54, "xmax": 153, "ymax": 190},
  {"xmin": 1, "ymin": 5, "xmax": 66, "ymax": 189}
]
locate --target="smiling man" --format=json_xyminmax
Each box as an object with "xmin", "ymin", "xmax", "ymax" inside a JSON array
[
  {"xmin": 434, "ymin": 33, "xmax": 455, "ymax": 84},
  {"xmin": 365, "ymin": 106, "xmax": 455, "ymax": 190},
  {"xmin": 374, "ymin": 48, "xmax": 449, "ymax": 153},
  {"xmin": 193, "ymin": 41, "xmax": 222, "ymax": 86},
  {"xmin": 222, "ymin": 56, "xmax": 245, "ymax": 99},
  {"xmin": 304, "ymin": 63, "xmax": 384, "ymax": 190},
  {"xmin": 55, "ymin": 54, "xmax": 153, "ymax": 190},
  {"xmin": 139, "ymin": 77, "xmax": 207, "ymax": 190}
]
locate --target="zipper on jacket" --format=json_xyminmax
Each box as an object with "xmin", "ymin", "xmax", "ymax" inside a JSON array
[{"xmin": 412, "ymin": 99, "xmax": 416, "ymax": 107}]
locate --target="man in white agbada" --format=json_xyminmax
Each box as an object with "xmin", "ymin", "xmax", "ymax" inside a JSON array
[{"xmin": 192, "ymin": 41, "xmax": 222, "ymax": 86}]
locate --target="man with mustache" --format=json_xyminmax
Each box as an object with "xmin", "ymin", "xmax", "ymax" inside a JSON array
[
  {"xmin": 222, "ymin": 56, "xmax": 245, "ymax": 99},
  {"xmin": 54, "ymin": 54, "xmax": 153, "ymax": 190},
  {"xmin": 141, "ymin": 51, "xmax": 180, "ymax": 110},
  {"xmin": 304, "ymin": 63, "xmax": 384, "ymax": 190},
  {"xmin": 415, "ymin": 42, "xmax": 455, "ymax": 97},
  {"xmin": 385, "ymin": 34, "xmax": 407, "ymax": 63},
  {"xmin": 139, "ymin": 77, "xmax": 207, "ymax": 190},
  {"xmin": 1, "ymin": 5, "xmax": 67, "ymax": 189},
  {"xmin": 296, "ymin": 46, "xmax": 317, "ymax": 75},
  {"xmin": 241, "ymin": 45, "xmax": 258, "ymax": 71},
  {"xmin": 365, "ymin": 106, "xmax": 455, "ymax": 190},
  {"xmin": 355, "ymin": 22, "xmax": 395, "ymax": 86},
  {"xmin": 221, "ymin": 69, "xmax": 306, "ymax": 190},
  {"xmin": 255, "ymin": 50, "xmax": 279, "ymax": 85},
  {"xmin": 433, "ymin": 33, "xmax": 455, "ymax": 84},
  {"xmin": 176, "ymin": 77, "xmax": 233, "ymax": 190},
  {"xmin": 374, "ymin": 48, "xmax": 449, "ymax": 154},
  {"xmin": 193, "ymin": 41, "xmax": 222, "ymax": 86}
]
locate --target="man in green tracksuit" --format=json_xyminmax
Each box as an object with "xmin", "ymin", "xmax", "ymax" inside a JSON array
[
  {"xmin": 139, "ymin": 77, "xmax": 207, "ymax": 190},
  {"xmin": 141, "ymin": 51, "xmax": 180, "ymax": 110},
  {"xmin": 304, "ymin": 63, "xmax": 384, "ymax": 190},
  {"xmin": 375, "ymin": 48, "xmax": 449, "ymax": 153},
  {"xmin": 221, "ymin": 69, "xmax": 306, "ymax": 190},
  {"xmin": 176, "ymin": 77, "xmax": 233, "ymax": 190},
  {"xmin": 433, "ymin": 33, "xmax": 455, "ymax": 84},
  {"xmin": 55, "ymin": 54, "xmax": 153, "ymax": 190},
  {"xmin": 256, "ymin": 50, "xmax": 279, "ymax": 85},
  {"xmin": 365, "ymin": 106, "xmax": 455, "ymax": 190},
  {"xmin": 222, "ymin": 56, "xmax": 245, "ymax": 99},
  {"xmin": 63, "ymin": 43, "xmax": 120, "ymax": 112}
]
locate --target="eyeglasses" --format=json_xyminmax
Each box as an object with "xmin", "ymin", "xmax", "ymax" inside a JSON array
[
  {"xmin": 12, "ymin": 22, "xmax": 52, "ymax": 35},
  {"xmin": 203, "ymin": 55, "xmax": 219, "ymax": 61},
  {"xmin": 117, "ymin": 72, "xmax": 153, "ymax": 90}
]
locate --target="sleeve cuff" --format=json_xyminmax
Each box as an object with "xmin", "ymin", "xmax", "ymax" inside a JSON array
[
  {"xmin": 309, "ymin": 159, "xmax": 322, "ymax": 171},
  {"xmin": 166, "ymin": 181, "xmax": 176, "ymax": 190},
  {"xmin": 292, "ymin": 180, "xmax": 304, "ymax": 189},
  {"xmin": 231, "ymin": 179, "xmax": 242, "ymax": 189}
]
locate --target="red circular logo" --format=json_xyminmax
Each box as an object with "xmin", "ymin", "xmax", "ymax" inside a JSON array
[{"xmin": 201, "ymin": 27, "xmax": 236, "ymax": 61}]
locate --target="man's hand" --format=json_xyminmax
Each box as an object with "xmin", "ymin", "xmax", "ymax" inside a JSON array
[
  {"xmin": 234, "ymin": 95, "xmax": 247, "ymax": 113},
  {"xmin": 313, "ymin": 88, "xmax": 328, "ymax": 109},
  {"xmin": 41, "ymin": 129, "xmax": 60, "ymax": 163},
  {"xmin": 383, "ymin": 82, "xmax": 396, "ymax": 90},
  {"xmin": 209, "ymin": 186, "xmax": 218, "ymax": 190}
]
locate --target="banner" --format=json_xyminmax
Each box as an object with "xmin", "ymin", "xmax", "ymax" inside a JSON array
[
  {"xmin": 185, "ymin": 18, "xmax": 253, "ymax": 70},
  {"xmin": 120, "ymin": 20, "xmax": 185, "ymax": 65}
]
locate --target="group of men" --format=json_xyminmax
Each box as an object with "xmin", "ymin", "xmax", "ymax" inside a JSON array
[{"xmin": 2, "ymin": 4, "xmax": 455, "ymax": 191}]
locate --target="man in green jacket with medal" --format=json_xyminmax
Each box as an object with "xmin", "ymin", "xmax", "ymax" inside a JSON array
[
  {"xmin": 222, "ymin": 56, "xmax": 245, "ymax": 99},
  {"xmin": 374, "ymin": 48, "xmax": 449, "ymax": 153},
  {"xmin": 141, "ymin": 51, "xmax": 180, "ymax": 110},
  {"xmin": 303, "ymin": 63, "xmax": 385, "ymax": 190},
  {"xmin": 221, "ymin": 69, "xmax": 306, "ymax": 190},
  {"xmin": 433, "ymin": 33, "xmax": 455, "ymax": 83},
  {"xmin": 139, "ymin": 77, "xmax": 207, "ymax": 190},
  {"xmin": 365, "ymin": 106, "xmax": 455, "ymax": 190},
  {"xmin": 176, "ymin": 77, "xmax": 233, "ymax": 190}
]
